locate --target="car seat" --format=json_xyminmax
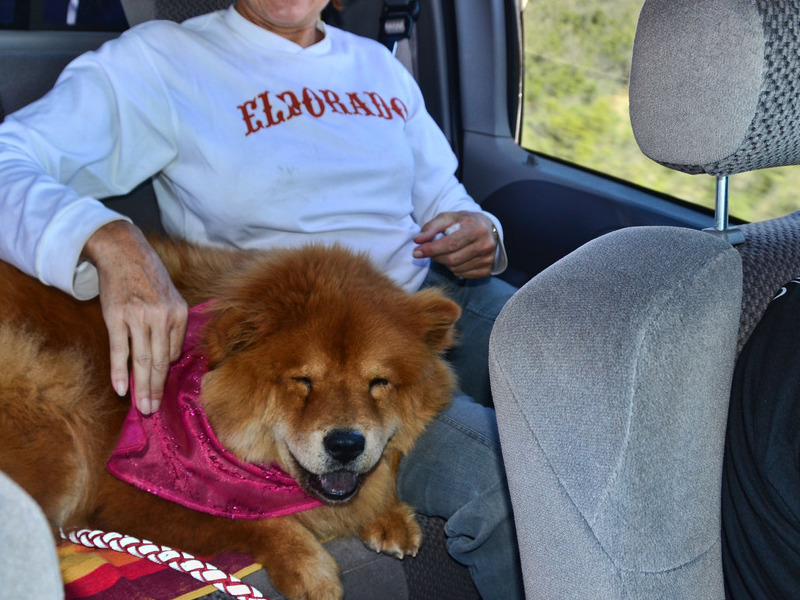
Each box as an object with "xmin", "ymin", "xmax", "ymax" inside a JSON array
[
  {"xmin": 0, "ymin": 471, "xmax": 64, "ymax": 598},
  {"xmin": 489, "ymin": 0, "xmax": 800, "ymax": 598},
  {"xmin": 118, "ymin": 0, "xmax": 231, "ymax": 25}
]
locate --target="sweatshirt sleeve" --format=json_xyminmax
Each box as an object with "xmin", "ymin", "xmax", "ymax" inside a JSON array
[
  {"xmin": 0, "ymin": 27, "xmax": 179, "ymax": 298},
  {"xmin": 400, "ymin": 66, "xmax": 508, "ymax": 274}
]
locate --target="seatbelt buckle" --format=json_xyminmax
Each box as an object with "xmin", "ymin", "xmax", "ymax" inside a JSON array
[{"xmin": 379, "ymin": 0, "xmax": 420, "ymax": 54}]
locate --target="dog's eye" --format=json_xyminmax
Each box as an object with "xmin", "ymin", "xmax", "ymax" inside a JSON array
[
  {"xmin": 291, "ymin": 376, "xmax": 313, "ymax": 393},
  {"xmin": 369, "ymin": 378, "xmax": 390, "ymax": 392}
]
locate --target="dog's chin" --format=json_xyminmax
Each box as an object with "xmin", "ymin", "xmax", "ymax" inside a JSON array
[{"xmin": 292, "ymin": 458, "xmax": 363, "ymax": 503}]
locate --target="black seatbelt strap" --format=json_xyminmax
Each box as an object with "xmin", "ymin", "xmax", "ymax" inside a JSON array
[
  {"xmin": 379, "ymin": 0, "xmax": 419, "ymax": 54},
  {"xmin": 379, "ymin": 0, "xmax": 420, "ymax": 75}
]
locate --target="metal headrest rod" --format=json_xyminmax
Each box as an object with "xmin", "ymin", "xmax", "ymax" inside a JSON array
[{"xmin": 704, "ymin": 175, "xmax": 745, "ymax": 245}]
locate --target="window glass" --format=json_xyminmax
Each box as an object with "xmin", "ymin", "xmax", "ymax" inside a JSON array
[{"xmin": 520, "ymin": 0, "xmax": 798, "ymax": 222}]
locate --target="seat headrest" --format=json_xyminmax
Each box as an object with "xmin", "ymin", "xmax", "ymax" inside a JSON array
[
  {"xmin": 629, "ymin": 0, "xmax": 800, "ymax": 176},
  {"xmin": 120, "ymin": 0, "xmax": 232, "ymax": 27}
]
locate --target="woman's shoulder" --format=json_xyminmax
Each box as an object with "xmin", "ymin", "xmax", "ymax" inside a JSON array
[{"xmin": 124, "ymin": 17, "xmax": 190, "ymax": 39}]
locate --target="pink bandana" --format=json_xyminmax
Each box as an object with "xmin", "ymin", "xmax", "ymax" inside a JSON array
[{"xmin": 106, "ymin": 303, "xmax": 323, "ymax": 519}]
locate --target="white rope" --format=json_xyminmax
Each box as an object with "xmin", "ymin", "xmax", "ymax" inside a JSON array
[{"xmin": 62, "ymin": 528, "xmax": 266, "ymax": 600}]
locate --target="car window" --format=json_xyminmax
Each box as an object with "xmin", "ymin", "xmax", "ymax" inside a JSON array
[{"xmin": 520, "ymin": 0, "xmax": 799, "ymax": 222}]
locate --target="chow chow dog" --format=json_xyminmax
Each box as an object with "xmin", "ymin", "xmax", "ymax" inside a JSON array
[{"xmin": 0, "ymin": 240, "xmax": 460, "ymax": 600}]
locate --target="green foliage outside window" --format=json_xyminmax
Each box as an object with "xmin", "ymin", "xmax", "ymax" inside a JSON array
[{"xmin": 520, "ymin": 0, "xmax": 799, "ymax": 222}]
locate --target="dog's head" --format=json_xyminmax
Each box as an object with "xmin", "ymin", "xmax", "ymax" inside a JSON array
[{"xmin": 197, "ymin": 245, "xmax": 460, "ymax": 503}]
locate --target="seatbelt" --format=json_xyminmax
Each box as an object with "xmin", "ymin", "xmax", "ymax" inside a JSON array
[{"xmin": 379, "ymin": 0, "xmax": 420, "ymax": 76}]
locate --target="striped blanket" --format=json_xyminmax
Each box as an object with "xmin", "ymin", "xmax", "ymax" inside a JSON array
[{"xmin": 59, "ymin": 541, "xmax": 261, "ymax": 600}]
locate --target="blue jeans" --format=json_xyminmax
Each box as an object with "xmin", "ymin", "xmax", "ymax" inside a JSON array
[
  {"xmin": 398, "ymin": 270, "xmax": 523, "ymax": 600},
  {"xmin": 422, "ymin": 265, "xmax": 518, "ymax": 407}
]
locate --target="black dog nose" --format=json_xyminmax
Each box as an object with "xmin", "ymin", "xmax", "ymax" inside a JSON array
[{"xmin": 323, "ymin": 430, "xmax": 366, "ymax": 464}]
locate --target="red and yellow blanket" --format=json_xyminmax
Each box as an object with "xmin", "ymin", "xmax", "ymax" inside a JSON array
[{"xmin": 59, "ymin": 542, "xmax": 261, "ymax": 600}]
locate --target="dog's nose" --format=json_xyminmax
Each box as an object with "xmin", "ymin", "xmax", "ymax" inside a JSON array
[{"xmin": 323, "ymin": 429, "xmax": 366, "ymax": 464}]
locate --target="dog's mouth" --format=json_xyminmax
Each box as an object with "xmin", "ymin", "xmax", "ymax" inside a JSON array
[
  {"xmin": 305, "ymin": 470, "xmax": 362, "ymax": 503},
  {"xmin": 290, "ymin": 457, "xmax": 362, "ymax": 503}
]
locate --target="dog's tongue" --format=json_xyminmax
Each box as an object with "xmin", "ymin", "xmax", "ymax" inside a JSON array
[{"xmin": 319, "ymin": 471, "xmax": 358, "ymax": 497}]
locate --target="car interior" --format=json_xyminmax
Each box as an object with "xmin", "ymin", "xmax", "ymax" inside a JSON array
[{"xmin": 2, "ymin": 0, "xmax": 800, "ymax": 598}]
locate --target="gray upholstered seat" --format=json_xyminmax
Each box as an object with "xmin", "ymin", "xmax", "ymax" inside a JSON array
[
  {"xmin": 0, "ymin": 471, "xmax": 65, "ymax": 599},
  {"xmin": 118, "ymin": 0, "xmax": 231, "ymax": 25},
  {"xmin": 491, "ymin": 226, "xmax": 742, "ymax": 598},
  {"xmin": 629, "ymin": 0, "xmax": 800, "ymax": 177},
  {"xmin": 490, "ymin": 0, "xmax": 800, "ymax": 598}
]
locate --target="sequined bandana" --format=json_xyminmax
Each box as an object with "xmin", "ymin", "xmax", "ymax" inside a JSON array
[{"xmin": 106, "ymin": 302, "xmax": 323, "ymax": 519}]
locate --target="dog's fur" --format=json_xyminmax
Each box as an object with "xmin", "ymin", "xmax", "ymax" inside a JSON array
[{"xmin": 0, "ymin": 240, "xmax": 460, "ymax": 600}]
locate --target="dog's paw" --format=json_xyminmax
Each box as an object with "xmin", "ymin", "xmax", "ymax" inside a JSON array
[
  {"xmin": 295, "ymin": 567, "xmax": 343, "ymax": 600},
  {"xmin": 264, "ymin": 537, "xmax": 343, "ymax": 600},
  {"xmin": 358, "ymin": 502, "xmax": 422, "ymax": 559}
]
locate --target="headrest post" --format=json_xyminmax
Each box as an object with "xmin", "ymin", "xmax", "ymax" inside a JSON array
[
  {"xmin": 704, "ymin": 175, "xmax": 745, "ymax": 245},
  {"xmin": 714, "ymin": 175, "xmax": 730, "ymax": 232}
]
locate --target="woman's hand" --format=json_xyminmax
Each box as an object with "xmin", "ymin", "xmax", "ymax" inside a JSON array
[
  {"xmin": 81, "ymin": 221, "xmax": 188, "ymax": 414},
  {"xmin": 412, "ymin": 211, "xmax": 498, "ymax": 278}
]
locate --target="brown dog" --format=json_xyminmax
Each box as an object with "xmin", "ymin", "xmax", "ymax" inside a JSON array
[{"xmin": 0, "ymin": 240, "xmax": 460, "ymax": 600}]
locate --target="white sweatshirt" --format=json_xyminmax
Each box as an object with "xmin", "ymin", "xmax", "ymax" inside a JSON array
[{"xmin": 0, "ymin": 7, "xmax": 505, "ymax": 298}]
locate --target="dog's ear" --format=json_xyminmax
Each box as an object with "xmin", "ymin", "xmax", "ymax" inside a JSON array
[
  {"xmin": 202, "ymin": 302, "xmax": 260, "ymax": 368},
  {"xmin": 408, "ymin": 288, "xmax": 461, "ymax": 352}
]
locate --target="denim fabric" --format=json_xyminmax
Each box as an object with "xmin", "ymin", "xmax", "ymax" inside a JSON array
[
  {"xmin": 398, "ymin": 394, "xmax": 524, "ymax": 600},
  {"xmin": 400, "ymin": 270, "xmax": 523, "ymax": 600},
  {"xmin": 421, "ymin": 266, "xmax": 518, "ymax": 407}
]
